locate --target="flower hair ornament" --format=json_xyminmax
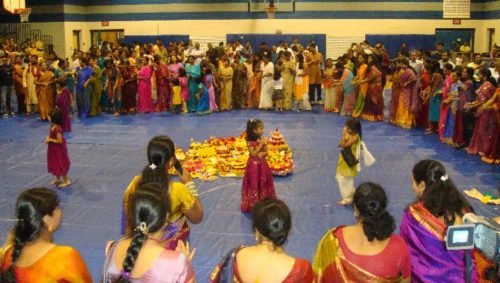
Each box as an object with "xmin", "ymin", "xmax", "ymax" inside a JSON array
[
  {"xmin": 149, "ymin": 163, "xmax": 157, "ymax": 170},
  {"xmin": 440, "ymin": 174, "xmax": 449, "ymax": 181},
  {"xmin": 134, "ymin": 221, "xmax": 148, "ymax": 235},
  {"xmin": 120, "ymin": 271, "xmax": 131, "ymax": 279}
]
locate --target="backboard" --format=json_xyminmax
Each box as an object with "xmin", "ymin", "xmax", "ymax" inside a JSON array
[{"xmin": 3, "ymin": 0, "xmax": 26, "ymax": 14}]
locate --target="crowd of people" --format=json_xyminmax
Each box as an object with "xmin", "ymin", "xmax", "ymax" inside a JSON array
[
  {"xmin": 0, "ymin": 37, "xmax": 498, "ymax": 164},
  {"xmin": 0, "ymin": 151, "xmax": 496, "ymax": 282}
]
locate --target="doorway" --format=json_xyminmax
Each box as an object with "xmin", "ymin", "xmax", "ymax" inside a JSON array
[
  {"xmin": 72, "ymin": 30, "xmax": 81, "ymax": 52},
  {"xmin": 488, "ymin": 28, "xmax": 495, "ymax": 52},
  {"xmin": 435, "ymin": 28, "xmax": 475, "ymax": 52},
  {"xmin": 90, "ymin": 30, "xmax": 125, "ymax": 49}
]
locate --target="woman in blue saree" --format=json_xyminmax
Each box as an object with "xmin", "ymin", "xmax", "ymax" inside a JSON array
[{"xmin": 185, "ymin": 55, "xmax": 201, "ymax": 112}]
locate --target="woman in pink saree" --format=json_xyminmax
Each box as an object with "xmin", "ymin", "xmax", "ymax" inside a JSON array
[
  {"xmin": 400, "ymin": 159, "xmax": 478, "ymax": 283},
  {"xmin": 137, "ymin": 57, "xmax": 155, "ymax": 113},
  {"xmin": 466, "ymin": 68, "xmax": 498, "ymax": 157},
  {"xmin": 439, "ymin": 63, "xmax": 454, "ymax": 140}
]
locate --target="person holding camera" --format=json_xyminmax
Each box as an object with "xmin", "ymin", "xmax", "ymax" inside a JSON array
[
  {"xmin": 400, "ymin": 159, "xmax": 478, "ymax": 282},
  {"xmin": 121, "ymin": 136, "xmax": 204, "ymax": 250}
]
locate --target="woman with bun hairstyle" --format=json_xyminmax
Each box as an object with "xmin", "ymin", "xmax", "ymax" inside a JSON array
[
  {"xmin": 0, "ymin": 188, "xmax": 91, "ymax": 282},
  {"xmin": 122, "ymin": 136, "xmax": 203, "ymax": 250},
  {"xmin": 313, "ymin": 182, "xmax": 411, "ymax": 282},
  {"xmin": 103, "ymin": 183, "xmax": 195, "ymax": 282},
  {"xmin": 400, "ymin": 159, "xmax": 477, "ymax": 282},
  {"xmin": 210, "ymin": 198, "xmax": 313, "ymax": 282}
]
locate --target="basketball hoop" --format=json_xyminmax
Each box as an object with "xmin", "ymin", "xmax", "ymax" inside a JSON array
[
  {"xmin": 15, "ymin": 8, "xmax": 31, "ymax": 23},
  {"xmin": 265, "ymin": 5, "xmax": 276, "ymax": 19}
]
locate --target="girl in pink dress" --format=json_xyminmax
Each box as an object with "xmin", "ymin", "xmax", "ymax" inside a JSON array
[
  {"xmin": 137, "ymin": 57, "xmax": 155, "ymax": 113},
  {"xmin": 241, "ymin": 119, "xmax": 276, "ymax": 212},
  {"xmin": 46, "ymin": 108, "xmax": 71, "ymax": 188},
  {"xmin": 205, "ymin": 68, "xmax": 219, "ymax": 111},
  {"xmin": 178, "ymin": 68, "xmax": 189, "ymax": 113}
]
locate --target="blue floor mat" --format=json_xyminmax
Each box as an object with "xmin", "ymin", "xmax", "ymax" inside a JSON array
[{"xmin": 0, "ymin": 109, "xmax": 498, "ymax": 281}]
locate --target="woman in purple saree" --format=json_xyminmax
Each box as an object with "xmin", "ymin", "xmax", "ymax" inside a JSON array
[{"xmin": 400, "ymin": 159, "xmax": 478, "ymax": 283}]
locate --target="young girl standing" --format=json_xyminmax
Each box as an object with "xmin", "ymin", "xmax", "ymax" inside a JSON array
[
  {"xmin": 336, "ymin": 118, "xmax": 362, "ymax": 205},
  {"xmin": 273, "ymin": 68, "xmax": 284, "ymax": 111},
  {"xmin": 178, "ymin": 67, "xmax": 189, "ymax": 113},
  {"xmin": 46, "ymin": 108, "xmax": 71, "ymax": 188},
  {"xmin": 170, "ymin": 78, "xmax": 182, "ymax": 114},
  {"xmin": 241, "ymin": 119, "xmax": 276, "ymax": 212}
]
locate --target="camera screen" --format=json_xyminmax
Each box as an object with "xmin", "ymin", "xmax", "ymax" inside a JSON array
[{"xmin": 452, "ymin": 230, "xmax": 469, "ymax": 243}]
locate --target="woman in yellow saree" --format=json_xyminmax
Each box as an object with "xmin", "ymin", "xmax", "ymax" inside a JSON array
[
  {"xmin": 121, "ymin": 136, "xmax": 203, "ymax": 250},
  {"xmin": 313, "ymin": 183, "xmax": 411, "ymax": 283},
  {"xmin": 351, "ymin": 55, "xmax": 368, "ymax": 118}
]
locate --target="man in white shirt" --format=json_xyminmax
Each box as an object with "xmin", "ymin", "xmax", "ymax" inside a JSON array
[
  {"xmin": 189, "ymin": 42, "xmax": 204, "ymax": 65},
  {"xmin": 409, "ymin": 51, "xmax": 423, "ymax": 86},
  {"xmin": 467, "ymin": 53, "xmax": 485, "ymax": 80},
  {"xmin": 439, "ymin": 52, "xmax": 455, "ymax": 70}
]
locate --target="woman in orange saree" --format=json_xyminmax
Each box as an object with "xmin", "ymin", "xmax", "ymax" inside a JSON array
[
  {"xmin": 247, "ymin": 55, "xmax": 261, "ymax": 109},
  {"xmin": 35, "ymin": 62, "xmax": 55, "ymax": 121},
  {"xmin": 0, "ymin": 188, "xmax": 91, "ymax": 283},
  {"xmin": 352, "ymin": 55, "xmax": 368, "ymax": 118}
]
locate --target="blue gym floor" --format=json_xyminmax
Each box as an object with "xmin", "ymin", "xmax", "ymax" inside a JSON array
[{"xmin": 0, "ymin": 108, "xmax": 498, "ymax": 281}]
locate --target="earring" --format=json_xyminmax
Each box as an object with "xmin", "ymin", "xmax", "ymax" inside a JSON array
[{"xmin": 48, "ymin": 225, "xmax": 52, "ymax": 232}]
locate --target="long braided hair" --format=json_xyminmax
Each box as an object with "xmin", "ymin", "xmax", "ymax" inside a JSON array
[
  {"xmin": 118, "ymin": 182, "xmax": 170, "ymax": 282},
  {"xmin": 0, "ymin": 188, "xmax": 59, "ymax": 283}
]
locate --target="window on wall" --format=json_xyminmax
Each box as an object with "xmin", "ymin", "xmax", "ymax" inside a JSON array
[{"xmin": 91, "ymin": 30, "xmax": 125, "ymax": 49}]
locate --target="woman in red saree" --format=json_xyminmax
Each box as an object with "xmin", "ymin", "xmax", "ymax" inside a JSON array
[
  {"xmin": 466, "ymin": 69, "xmax": 497, "ymax": 157},
  {"xmin": 478, "ymin": 88, "xmax": 499, "ymax": 164},
  {"xmin": 416, "ymin": 64, "xmax": 431, "ymax": 128},
  {"xmin": 400, "ymin": 160, "xmax": 480, "ymax": 283},
  {"xmin": 0, "ymin": 188, "xmax": 91, "ymax": 282},
  {"xmin": 361, "ymin": 55, "xmax": 384, "ymax": 122},
  {"xmin": 210, "ymin": 198, "xmax": 313, "ymax": 283},
  {"xmin": 395, "ymin": 59, "xmax": 418, "ymax": 128},
  {"xmin": 121, "ymin": 61, "xmax": 137, "ymax": 114},
  {"xmin": 313, "ymin": 183, "xmax": 411, "ymax": 283},
  {"xmin": 154, "ymin": 55, "xmax": 170, "ymax": 112}
]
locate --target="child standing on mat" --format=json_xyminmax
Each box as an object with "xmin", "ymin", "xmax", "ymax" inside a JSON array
[
  {"xmin": 273, "ymin": 67, "xmax": 284, "ymax": 112},
  {"xmin": 46, "ymin": 108, "xmax": 71, "ymax": 188},
  {"xmin": 241, "ymin": 119, "xmax": 276, "ymax": 212},
  {"xmin": 170, "ymin": 78, "xmax": 182, "ymax": 114},
  {"xmin": 336, "ymin": 118, "xmax": 362, "ymax": 205}
]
